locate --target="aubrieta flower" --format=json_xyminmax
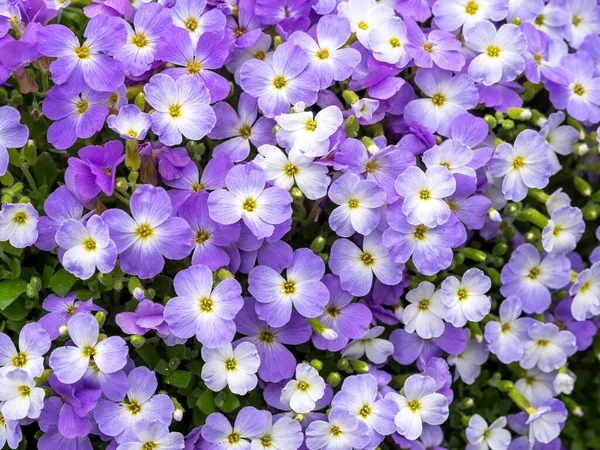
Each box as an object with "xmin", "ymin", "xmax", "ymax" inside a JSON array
[
  {"xmin": 388, "ymin": 374, "xmax": 449, "ymax": 441},
  {"xmin": 37, "ymin": 293, "xmax": 102, "ymax": 340},
  {"xmin": 38, "ymin": 396, "xmax": 90, "ymax": 450},
  {"xmin": 107, "ymin": 104, "xmax": 152, "ymax": 141},
  {"xmin": 0, "ymin": 106, "xmax": 28, "ymax": 176},
  {"xmin": 208, "ymin": 163, "xmax": 293, "ymax": 240},
  {"xmin": 49, "ymin": 312, "xmax": 127, "ymax": 384},
  {"xmin": 402, "ymin": 281, "xmax": 445, "ymax": 340},
  {"xmin": 466, "ymin": 415, "xmax": 511, "ymax": 450},
  {"xmin": 240, "ymin": 41, "xmax": 319, "ymax": 118},
  {"xmin": 305, "ymin": 407, "xmax": 371, "ymax": 450},
  {"xmin": 341, "ymin": 326, "xmax": 394, "ymax": 364},
  {"xmin": 329, "ymin": 231, "xmax": 404, "ymax": 297},
  {"xmin": 521, "ymin": 24, "xmax": 571, "ymax": 86},
  {"xmin": 337, "ymin": 0, "xmax": 395, "ymax": 49},
  {"xmin": 442, "ymin": 268, "xmax": 492, "ymax": 328},
  {"xmin": 0, "ymin": 203, "xmax": 39, "ymax": 248},
  {"xmin": 37, "ymin": 15, "xmax": 126, "ymax": 93},
  {"xmin": 569, "ymin": 263, "xmax": 600, "ymax": 320},
  {"xmin": 464, "ymin": 22, "xmax": 526, "ymax": 85},
  {"xmin": 290, "ymin": 14, "xmax": 361, "ymax": 90},
  {"xmin": 488, "ymin": 129, "xmax": 553, "ymax": 202},
  {"xmin": 542, "ymin": 205, "xmax": 585, "ymax": 255},
  {"xmin": 281, "ymin": 363, "xmax": 326, "ymax": 414},
  {"xmin": 201, "ymin": 406, "xmax": 266, "ymax": 450},
  {"xmin": 164, "ymin": 264, "xmax": 243, "ymax": 348},
  {"xmin": 0, "ymin": 323, "xmax": 50, "ymax": 378},
  {"xmin": 275, "ymin": 105, "xmax": 343, "ymax": 158},
  {"xmin": 432, "ymin": 0, "xmax": 509, "ymax": 32},
  {"xmin": 249, "ymin": 248, "xmax": 329, "ymax": 327},
  {"xmin": 116, "ymin": 420, "xmax": 185, "ymax": 450},
  {"xmin": 328, "ymin": 173, "xmax": 386, "ymax": 237},
  {"xmin": 144, "ymin": 73, "xmax": 216, "ymax": 146},
  {"xmin": 102, "ymin": 184, "xmax": 193, "ymax": 279},
  {"xmin": 515, "ymin": 368, "xmax": 557, "ymax": 405},
  {"xmin": 521, "ymin": 322, "xmax": 577, "ymax": 373},
  {"xmin": 422, "ymin": 139, "xmax": 477, "ymax": 179},
  {"xmin": 0, "ymin": 408, "xmax": 21, "ymax": 450},
  {"xmin": 0, "ymin": 370, "xmax": 44, "ymax": 420},
  {"xmin": 564, "ymin": 0, "xmax": 600, "ymax": 48}
]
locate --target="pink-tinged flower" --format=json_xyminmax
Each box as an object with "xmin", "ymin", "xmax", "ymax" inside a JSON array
[
  {"xmin": 49, "ymin": 313, "xmax": 127, "ymax": 384},
  {"xmin": 465, "ymin": 22, "xmax": 526, "ymax": 86},
  {"xmin": 163, "ymin": 264, "xmax": 243, "ymax": 348},
  {"xmin": 144, "ymin": 73, "xmax": 216, "ymax": 146},
  {"xmin": 208, "ymin": 163, "xmax": 293, "ymax": 240},
  {"xmin": 102, "ymin": 185, "xmax": 193, "ymax": 279},
  {"xmin": 37, "ymin": 15, "xmax": 126, "ymax": 93},
  {"xmin": 0, "ymin": 106, "xmax": 28, "ymax": 176},
  {"xmin": 240, "ymin": 41, "xmax": 319, "ymax": 118}
]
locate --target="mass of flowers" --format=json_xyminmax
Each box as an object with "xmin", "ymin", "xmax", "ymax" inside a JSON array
[{"xmin": 0, "ymin": 0, "xmax": 599, "ymax": 448}]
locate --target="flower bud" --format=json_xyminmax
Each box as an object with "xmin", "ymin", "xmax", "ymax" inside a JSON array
[
  {"xmin": 310, "ymin": 359, "xmax": 323, "ymax": 371},
  {"xmin": 576, "ymin": 143, "xmax": 589, "ymax": 156},
  {"xmin": 59, "ymin": 324, "xmax": 68, "ymax": 336},
  {"xmin": 130, "ymin": 335, "xmax": 146, "ymax": 348},
  {"xmin": 310, "ymin": 236, "xmax": 326, "ymax": 253},
  {"xmin": 350, "ymin": 360, "xmax": 370, "ymax": 374},
  {"xmin": 574, "ymin": 176, "xmax": 592, "ymax": 197},
  {"xmin": 95, "ymin": 311, "xmax": 106, "ymax": 328},
  {"xmin": 553, "ymin": 372, "xmax": 574, "ymax": 395},
  {"xmin": 327, "ymin": 372, "xmax": 342, "ymax": 387}
]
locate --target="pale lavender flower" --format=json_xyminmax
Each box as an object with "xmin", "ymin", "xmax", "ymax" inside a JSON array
[
  {"xmin": 442, "ymin": 268, "xmax": 491, "ymax": 328},
  {"xmin": 466, "ymin": 415, "xmax": 511, "ymax": 450},
  {"xmin": 422, "ymin": 139, "xmax": 477, "ymax": 179},
  {"xmin": 521, "ymin": 322, "xmax": 577, "ymax": 373},
  {"xmin": 305, "ymin": 407, "xmax": 371, "ymax": 450},
  {"xmin": 0, "ymin": 407, "xmax": 21, "ymax": 449},
  {"xmin": 0, "ymin": 203, "xmax": 39, "ymax": 248},
  {"xmin": 201, "ymin": 406, "xmax": 267, "ymax": 449},
  {"xmin": 403, "ymin": 281, "xmax": 445, "ymax": 340},
  {"xmin": 447, "ymin": 332, "xmax": 489, "ymax": 385},
  {"xmin": 201, "ymin": 342, "xmax": 260, "ymax": 395},
  {"xmin": 542, "ymin": 206, "xmax": 584, "ymax": 255},
  {"xmin": 116, "ymin": 420, "xmax": 185, "ymax": 450},
  {"xmin": 432, "ymin": 0, "xmax": 509, "ymax": 32},
  {"xmin": 37, "ymin": 293, "xmax": 102, "ymax": 341},
  {"xmin": 0, "ymin": 323, "xmax": 50, "ymax": 378},
  {"xmin": 171, "ymin": 0, "xmax": 226, "ymax": 45},
  {"xmin": 337, "ymin": 0, "xmax": 395, "ymax": 49},
  {"xmin": 250, "ymin": 411, "xmax": 304, "ymax": 450},
  {"xmin": 368, "ymin": 17, "xmax": 411, "ymax": 68},
  {"xmin": 342, "ymin": 326, "xmax": 394, "ymax": 364},
  {"xmin": 107, "ymin": 104, "xmax": 152, "ymax": 141},
  {"xmin": 569, "ymin": 263, "xmax": 600, "ymax": 321},
  {"xmin": 281, "ymin": 363, "xmax": 326, "ymax": 414},
  {"xmin": 564, "ymin": 0, "xmax": 600, "ymax": 48},
  {"xmin": 0, "ymin": 106, "xmax": 28, "ymax": 176},
  {"xmin": 0, "ymin": 370, "xmax": 44, "ymax": 420},
  {"xmin": 526, "ymin": 399, "xmax": 567, "ymax": 445}
]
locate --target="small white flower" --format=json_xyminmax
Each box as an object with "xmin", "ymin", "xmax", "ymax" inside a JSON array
[
  {"xmin": 402, "ymin": 281, "xmax": 445, "ymax": 339},
  {"xmin": 553, "ymin": 371, "xmax": 575, "ymax": 395},
  {"xmin": 0, "ymin": 203, "xmax": 39, "ymax": 249},
  {"xmin": 0, "ymin": 370, "xmax": 44, "ymax": 420},
  {"xmin": 280, "ymin": 363, "xmax": 326, "ymax": 414},
  {"xmin": 201, "ymin": 342, "xmax": 260, "ymax": 395},
  {"xmin": 466, "ymin": 415, "xmax": 511, "ymax": 450},
  {"xmin": 342, "ymin": 326, "xmax": 394, "ymax": 364}
]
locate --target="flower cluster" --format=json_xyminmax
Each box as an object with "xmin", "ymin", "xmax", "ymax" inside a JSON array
[{"xmin": 0, "ymin": 0, "xmax": 599, "ymax": 449}]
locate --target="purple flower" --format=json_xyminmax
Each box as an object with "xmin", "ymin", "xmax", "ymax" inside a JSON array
[
  {"xmin": 0, "ymin": 407, "xmax": 21, "ymax": 449},
  {"xmin": 116, "ymin": 295, "xmax": 169, "ymax": 337},
  {"xmin": 0, "ymin": 202, "xmax": 39, "ymax": 248},
  {"xmin": 42, "ymin": 86, "xmax": 110, "ymax": 150},
  {"xmin": 209, "ymin": 92, "xmax": 276, "ymax": 162},
  {"xmin": 49, "ymin": 313, "xmax": 127, "ymax": 384},
  {"xmin": 102, "ymin": 185, "xmax": 193, "ymax": 279},
  {"xmin": 240, "ymin": 41, "xmax": 319, "ymax": 118},
  {"xmin": 37, "ymin": 15, "xmax": 126, "ymax": 93},
  {"xmin": 446, "ymin": 174, "xmax": 492, "ymax": 232},
  {"xmin": 538, "ymin": 112, "xmax": 578, "ymax": 174},
  {"xmin": 171, "ymin": 0, "xmax": 226, "ymax": 45},
  {"xmin": 488, "ymin": 130, "xmax": 553, "ymax": 202},
  {"xmin": 201, "ymin": 406, "xmax": 267, "ymax": 450},
  {"xmin": 113, "ymin": 2, "xmax": 172, "ymax": 76},
  {"xmin": 0, "ymin": 106, "xmax": 28, "ymax": 176},
  {"xmin": 526, "ymin": 399, "xmax": 567, "ymax": 445},
  {"xmin": 224, "ymin": 0, "xmax": 262, "ymax": 49},
  {"xmin": 382, "ymin": 201, "xmax": 465, "ymax": 276},
  {"xmin": 116, "ymin": 420, "xmax": 185, "ymax": 450},
  {"xmin": 208, "ymin": 163, "xmax": 292, "ymax": 239},
  {"xmin": 234, "ymin": 298, "xmax": 311, "ymax": 383},
  {"xmin": 542, "ymin": 206, "xmax": 584, "ymax": 255},
  {"xmin": 37, "ymin": 293, "xmax": 102, "ymax": 340},
  {"xmin": 201, "ymin": 342, "xmax": 259, "ymax": 395},
  {"xmin": 305, "ymin": 407, "xmax": 371, "ymax": 450},
  {"xmin": 390, "ymin": 324, "xmax": 467, "ymax": 366},
  {"xmin": 177, "ymin": 193, "xmax": 240, "ymax": 271},
  {"xmin": 144, "ymin": 73, "xmax": 216, "ymax": 146},
  {"xmin": 405, "ymin": 19, "xmax": 465, "ymax": 72},
  {"xmin": 328, "ymin": 173, "xmax": 386, "ymax": 237},
  {"xmin": 38, "ymin": 397, "xmax": 90, "ymax": 450},
  {"xmin": 0, "ymin": 369, "xmax": 45, "ymax": 420},
  {"xmin": 65, "ymin": 140, "xmax": 125, "ymax": 201},
  {"xmin": 564, "ymin": 0, "xmax": 600, "ymax": 48},
  {"xmin": 94, "ymin": 367, "xmax": 174, "ymax": 444},
  {"xmin": 500, "ymin": 243, "xmax": 571, "ymax": 314},
  {"xmin": 312, "ymin": 274, "xmax": 373, "ymax": 352},
  {"xmin": 107, "ymin": 104, "xmax": 152, "ymax": 141},
  {"xmin": 521, "ymin": 322, "xmax": 576, "ymax": 373},
  {"xmin": 332, "ymin": 374, "xmax": 399, "ymax": 449},
  {"xmin": 164, "ymin": 264, "xmax": 243, "ymax": 348},
  {"xmin": 432, "ymin": 0, "xmax": 509, "ymax": 32},
  {"xmin": 466, "ymin": 415, "xmax": 511, "ymax": 450},
  {"xmin": 157, "ymin": 29, "xmax": 230, "ymax": 103},
  {"xmin": 521, "ymin": 24, "xmax": 571, "ymax": 85},
  {"xmin": 250, "ymin": 411, "xmax": 304, "ymax": 450},
  {"xmin": 422, "ymin": 140, "xmax": 477, "ymax": 179},
  {"xmin": 289, "ymin": 14, "xmax": 361, "ymax": 89},
  {"xmin": 330, "ymin": 231, "xmax": 404, "ymax": 297},
  {"xmin": 404, "ymin": 68, "xmax": 478, "ymax": 136},
  {"xmin": 249, "ymin": 248, "xmax": 329, "ymax": 327},
  {"xmin": 0, "ymin": 322, "xmax": 50, "ymax": 378},
  {"xmin": 465, "ymin": 22, "xmax": 526, "ymax": 86}
]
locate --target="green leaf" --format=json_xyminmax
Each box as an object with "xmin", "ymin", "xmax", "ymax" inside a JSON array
[
  {"xmin": 166, "ymin": 370, "xmax": 192, "ymax": 389},
  {"xmin": 136, "ymin": 344, "xmax": 161, "ymax": 368},
  {"xmin": 196, "ymin": 390, "xmax": 215, "ymax": 415},
  {"xmin": 215, "ymin": 391, "xmax": 240, "ymax": 413},
  {"xmin": 0, "ymin": 279, "xmax": 26, "ymax": 310},
  {"xmin": 33, "ymin": 153, "xmax": 59, "ymax": 187},
  {"xmin": 1, "ymin": 299, "xmax": 29, "ymax": 321},
  {"xmin": 49, "ymin": 269, "xmax": 77, "ymax": 296},
  {"xmin": 154, "ymin": 360, "xmax": 171, "ymax": 376}
]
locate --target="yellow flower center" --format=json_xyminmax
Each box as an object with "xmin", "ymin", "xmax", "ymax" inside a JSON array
[
  {"xmin": 572, "ymin": 15, "xmax": 582, "ymax": 27},
  {"xmin": 423, "ymin": 42, "xmax": 434, "ymax": 53},
  {"xmin": 239, "ymin": 124, "xmax": 252, "ymax": 139},
  {"xmin": 431, "ymin": 93, "xmax": 446, "ymax": 107},
  {"xmin": 18, "ymin": 385, "xmax": 31, "ymax": 397},
  {"xmin": 413, "ymin": 224, "xmax": 428, "ymax": 241},
  {"xmin": 224, "ymin": 358, "xmax": 237, "ymax": 371},
  {"xmin": 528, "ymin": 267, "xmax": 541, "ymax": 280},
  {"xmin": 194, "ymin": 229, "xmax": 210, "ymax": 245},
  {"xmin": 126, "ymin": 400, "xmax": 142, "ymax": 415},
  {"xmin": 365, "ymin": 160, "xmax": 379, "ymax": 174},
  {"xmin": 534, "ymin": 14, "xmax": 544, "ymax": 26},
  {"xmin": 282, "ymin": 280, "xmax": 296, "ymax": 295},
  {"xmin": 12, "ymin": 211, "xmax": 27, "ymax": 225},
  {"xmin": 83, "ymin": 237, "xmax": 97, "ymax": 252},
  {"xmin": 135, "ymin": 223, "xmax": 154, "ymax": 240},
  {"xmin": 254, "ymin": 51, "xmax": 266, "ymax": 60},
  {"xmin": 297, "ymin": 380, "xmax": 310, "ymax": 392},
  {"xmin": 512, "ymin": 156, "xmax": 525, "ymax": 170},
  {"xmin": 12, "ymin": 353, "xmax": 28, "ymax": 368},
  {"xmin": 187, "ymin": 60, "xmax": 202, "ymax": 75},
  {"xmin": 486, "ymin": 45, "xmax": 501, "ymax": 58},
  {"xmin": 258, "ymin": 330, "xmax": 275, "ymax": 344},
  {"xmin": 407, "ymin": 399, "xmax": 421, "ymax": 412},
  {"xmin": 305, "ymin": 119, "xmax": 317, "ymax": 132},
  {"xmin": 573, "ymin": 83, "xmax": 586, "ymax": 96},
  {"xmin": 66, "ymin": 304, "xmax": 78, "ymax": 316},
  {"xmin": 357, "ymin": 21, "xmax": 369, "ymax": 30},
  {"xmin": 358, "ymin": 404, "xmax": 372, "ymax": 418},
  {"xmin": 360, "ymin": 252, "xmax": 375, "ymax": 266},
  {"xmin": 185, "ymin": 17, "xmax": 198, "ymax": 32},
  {"xmin": 552, "ymin": 225, "xmax": 562, "ymax": 237},
  {"xmin": 457, "ymin": 288, "xmax": 469, "ymax": 301},
  {"xmin": 142, "ymin": 443, "xmax": 158, "ymax": 450},
  {"xmin": 347, "ymin": 198, "xmax": 359, "ymax": 209},
  {"xmin": 315, "ymin": 48, "xmax": 330, "ymax": 59},
  {"xmin": 131, "ymin": 33, "xmax": 149, "ymax": 48},
  {"xmin": 82, "ymin": 345, "xmax": 96, "ymax": 358},
  {"xmin": 389, "ymin": 37, "xmax": 401, "ymax": 48},
  {"xmin": 169, "ymin": 104, "xmax": 182, "ymax": 119},
  {"xmin": 284, "ymin": 162, "xmax": 299, "ymax": 177},
  {"xmin": 330, "ymin": 425, "xmax": 342, "ymax": 436},
  {"xmin": 418, "ymin": 299, "xmax": 430, "ymax": 311},
  {"xmin": 533, "ymin": 53, "xmax": 543, "ymax": 65},
  {"xmin": 326, "ymin": 305, "xmax": 340, "ymax": 318},
  {"xmin": 537, "ymin": 339, "xmax": 550, "ymax": 347},
  {"xmin": 273, "ymin": 76, "xmax": 287, "ymax": 89},
  {"xmin": 242, "ymin": 198, "xmax": 257, "ymax": 212},
  {"xmin": 199, "ymin": 297, "xmax": 214, "ymax": 313},
  {"xmin": 191, "ymin": 182, "xmax": 205, "ymax": 193},
  {"xmin": 75, "ymin": 99, "xmax": 89, "ymax": 115},
  {"xmin": 501, "ymin": 322, "xmax": 511, "ymax": 333},
  {"xmin": 261, "ymin": 435, "xmax": 273, "ymax": 447},
  {"xmin": 228, "ymin": 433, "xmax": 241, "ymax": 444},
  {"xmin": 465, "ymin": 0, "xmax": 479, "ymax": 14},
  {"xmin": 74, "ymin": 45, "xmax": 91, "ymax": 60},
  {"xmin": 580, "ymin": 280, "xmax": 591, "ymax": 293},
  {"xmin": 127, "ymin": 129, "xmax": 138, "ymax": 138},
  {"xmin": 419, "ymin": 189, "xmax": 431, "ymax": 200}
]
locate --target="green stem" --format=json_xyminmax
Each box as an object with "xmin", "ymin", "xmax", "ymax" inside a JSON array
[
  {"xmin": 303, "ymin": 197, "xmax": 324, "ymax": 225},
  {"xmin": 113, "ymin": 191, "xmax": 130, "ymax": 206},
  {"xmin": 21, "ymin": 165, "xmax": 38, "ymax": 195}
]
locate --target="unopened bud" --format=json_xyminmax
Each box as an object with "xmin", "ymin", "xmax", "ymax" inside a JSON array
[
  {"xmin": 95, "ymin": 311, "xmax": 106, "ymax": 327},
  {"xmin": 310, "ymin": 236, "xmax": 326, "ymax": 253},
  {"xmin": 130, "ymin": 335, "xmax": 146, "ymax": 348},
  {"xmin": 292, "ymin": 101, "xmax": 306, "ymax": 113},
  {"xmin": 308, "ymin": 318, "xmax": 338, "ymax": 340},
  {"xmin": 310, "ymin": 359, "xmax": 323, "ymax": 371},
  {"xmin": 350, "ymin": 360, "xmax": 370, "ymax": 374},
  {"xmin": 59, "ymin": 324, "xmax": 68, "ymax": 336},
  {"xmin": 173, "ymin": 408, "xmax": 183, "ymax": 422},
  {"xmin": 553, "ymin": 372, "xmax": 574, "ymax": 395},
  {"xmin": 342, "ymin": 90, "xmax": 360, "ymax": 105},
  {"xmin": 574, "ymin": 176, "xmax": 592, "ymax": 197},
  {"xmin": 293, "ymin": 413, "xmax": 305, "ymax": 423},
  {"xmin": 134, "ymin": 92, "xmax": 146, "ymax": 111},
  {"xmin": 327, "ymin": 372, "xmax": 342, "ymax": 387},
  {"xmin": 488, "ymin": 208, "xmax": 502, "ymax": 222},
  {"xmin": 576, "ymin": 143, "xmax": 589, "ymax": 156},
  {"xmin": 217, "ymin": 268, "xmax": 235, "ymax": 280}
]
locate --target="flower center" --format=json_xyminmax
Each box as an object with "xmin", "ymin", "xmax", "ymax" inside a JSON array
[
  {"xmin": 194, "ymin": 229, "xmax": 210, "ymax": 244},
  {"xmin": 573, "ymin": 83, "xmax": 586, "ymax": 96},
  {"xmin": 282, "ymin": 280, "xmax": 296, "ymax": 295},
  {"xmin": 537, "ymin": 339, "xmax": 550, "ymax": 347},
  {"xmin": 365, "ymin": 160, "xmax": 379, "ymax": 174},
  {"xmin": 512, "ymin": 156, "xmax": 525, "ymax": 170},
  {"xmin": 187, "ymin": 60, "xmax": 202, "ymax": 75},
  {"xmin": 284, "ymin": 162, "xmax": 299, "ymax": 177},
  {"xmin": 18, "ymin": 385, "xmax": 30, "ymax": 397},
  {"xmin": 326, "ymin": 305, "xmax": 340, "ymax": 318},
  {"xmin": 552, "ymin": 225, "xmax": 562, "ymax": 237},
  {"xmin": 224, "ymin": 358, "xmax": 237, "ymax": 371},
  {"xmin": 239, "ymin": 124, "xmax": 252, "ymax": 139},
  {"xmin": 242, "ymin": 197, "xmax": 257, "ymax": 212},
  {"xmin": 419, "ymin": 189, "xmax": 431, "ymax": 200},
  {"xmin": 12, "ymin": 353, "xmax": 28, "ymax": 368},
  {"xmin": 572, "ymin": 15, "xmax": 582, "ymax": 26},
  {"xmin": 0, "ymin": 413, "xmax": 4, "ymax": 427},
  {"xmin": 305, "ymin": 119, "xmax": 317, "ymax": 132},
  {"xmin": 347, "ymin": 198, "xmax": 360, "ymax": 209},
  {"xmin": 74, "ymin": 45, "xmax": 91, "ymax": 60},
  {"xmin": 261, "ymin": 434, "xmax": 273, "ymax": 447},
  {"xmin": 254, "ymin": 51, "xmax": 266, "ymax": 60},
  {"xmin": 258, "ymin": 330, "xmax": 275, "ymax": 344},
  {"xmin": 185, "ymin": 17, "xmax": 198, "ymax": 32},
  {"xmin": 127, "ymin": 129, "xmax": 138, "ymax": 138},
  {"xmin": 66, "ymin": 304, "xmax": 78, "ymax": 316},
  {"xmin": 169, "ymin": 104, "xmax": 182, "ymax": 119},
  {"xmin": 142, "ymin": 443, "xmax": 158, "ymax": 450},
  {"xmin": 528, "ymin": 267, "xmax": 541, "ymax": 280},
  {"xmin": 135, "ymin": 223, "xmax": 154, "ymax": 241},
  {"xmin": 273, "ymin": 76, "xmax": 287, "ymax": 89},
  {"xmin": 486, "ymin": 45, "xmax": 501, "ymax": 58},
  {"xmin": 83, "ymin": 237, "xmax": 97, "ymax": 252},
  {"xmin": 501, "ymin": 322, "xmax": 511, "ymax": 333},
  {"xmin": 131, "ymin": 33, "xmax": 148, "ymax": 48},
  {"xmin": 533, "ymin": 53, "xmax": 543, "ymax": 65},
  {"xmin": 413, "ymin": 224, "xmax": 428, "ymax": 241},
  {"xmin": 580, "ymin": 280, "xmax": 591, "ymax": 293},
  {"xmin": 228, "ymin": 432, "xmax": 241, "ymax": 444},
  {"xmin": 315, "ymin": 48, "xmax": 330, "ymax": 59},
  {"xmin": 389, "ymin": 37, "xmax": 401, "ymax": 48},
  {"xmin": 423, "ymin": 42, "xmax": 434, "ymax": 53},
  {"xmin": 126, "ymin": 400, "xmax": 142, "ymax": 415},
  {"xmin": 191, "ymin": 182, "xmax": 205, "ymax": 193},
  {"xmin": 199, "ymin": 297, "xmax": 214, "ymax": 313},
  {"xmin": 235, "ymin": 27, "xmax": 246, "ymax": 38},
  {"xmin": 407, "ymin": 399, "xmax": 421, "ymax": 412},
  {"xmin": 360, "ymin": 252, "xmax": 375, "ymax": 266},
  {"xmin": 465, "ymin": 0, "xmax": 479, "ymax": 14},
  {"xmin": 457, "ymin": 288, "xmax": 469, "ymax": 301},
  {"xmin": 418, "ymin": 299, "xmax": 430, "ymax": 311},
  {"xmin": 358, "ymin": 404, "xmax": 372, "ymax": 418},
  {"xmin": 330, "ymin": 425, "xmax": 342, "ymax": 436},
  {"xmin": 431, "ymin": 93, "xmax": 446, "ymax": 107},
  {"xmin": 75, "ymin": 99, "xmax": 89, "ymax": 115},
  {"xmin": 534, "ymin": 14, "xmax": 544, "ymax": 26},
  {"xmin": 82, "ymin": 345, "xmax": 96, "ymax": 358},
  {"xmin": 12, "ymin": 211, "xmax": 27, "ymax": 225},
  {"xmin": 357, "ymin": 21, "xmax": 369, "ymax": 30},
  {"xmin": 297, "ymin": 380, "xmax": 310, "ymax": 392}
]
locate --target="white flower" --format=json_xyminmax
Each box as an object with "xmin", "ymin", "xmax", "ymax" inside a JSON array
[
  {"xmin": 341, "ymin": 326, "xmax": 394, "ymax": 364},
  {"xmin": 337, "ymin": 0, "xmax": 395, "ymax": 49},
  {"xmin": 515, "ymin": 368, "xmax": 556, "ymax": 405},
  {"xmin": 201, "ymin": 342, "xmax": 260, "ymax": 396},
  {"xmin": 280, "ymin": 363, "xmax": 326, "ymax": 414},
  {"xmin": 466, "ymin": 415, "xmax": 511, "ymax": 450},
  {"xmin": 442, "ymin": 268, "xmax": 492, "ymax": 328},
  {"xmin": 402, "ymin": 281, "xmax": 445, "ymax": 339},
  {"xmin": 0, "ymin": 203, "xmax": 39, "ymax": 249},
  {"xmin": 553, "ymin": 371, "xmax": 575, "ymax": 395},
  {"xmin": 0, "ymin": 370, "xmax": 44, "ymax": 420},
  {"xmin": 447, "ymin": 331, "xmax": 489, "ymax": 385}
]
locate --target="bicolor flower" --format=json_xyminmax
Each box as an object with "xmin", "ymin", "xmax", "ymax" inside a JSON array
[
  {"xmin": 171, "ymin": 0, "xmax": 226, "ymax": 45},
  {"xmin": 515, "ymin": 368, "xmax": 558, "ymax": 405},
  {"xmin": 388, "ymin": 374, "xmax": 449, "ymax": 441},
  {"xmin": 569, "ymin": 263, "xmax": 600, "ymax": 321},
  {"xmin": 115, "ymin": 420, "xmax": 185, "ymax": 450},
  {"xmin": 405, "ymin": 19, "xmax": 465, "ymax": 72},
  {"xmin": 403, "ymin": 281, "xmax": 445, "ymax": 339},
  {"xmin": 281, "ymin": 363, "xmax": 326, "ymax": 414},
  {"xmin": 144, "ymin": 73, "xmax": 216, "ymax": 146},
  {"xmin": 337, "ymin": 0, "xmax": 395, "ymax": 49},
  {"xmin": 249, "ymin": 248, "xmax": 329, "ymax": 327},
  {"xmin": 102, "ymin": 184, "xmax": 193, "ymax": 279},
  {"xmin": 0, "ymin": 409, "xmax": 21, "ymax": 450},
  {"xmin": 0, "ymin": 370, "xmax": 44, "ymax": 420},
  {"xmin": 0, "ymin": 106, "xmax": 28, "ymax": 176},
  {"xmin": 328, "ymin": 173, "xmax": 386, "ymax": 237},
  {"xmin": 521, "ymin": 322, "xmax": 577, "ymax": 373},
  {"xmin": 0, "ymin": 323, "xmax": 50, "ymax": 378},
  {"xmin": 208, "ymin": 163, "xmax": 293, "ymax": 240},
  {"xmin": 0, "ymin": 203, "xmax": 38, "ymax": 249},
  {"xmin": 442, "ymin": 268, "xmax": 491, "ymax": 328},
  {"xmin": 432, "ymin": 0, "xmax": 509, "ymax": 32},
  {"xmin": 422, "ymin": 139, "xmax": 477, "ymax": 179},
  {"xmin": 201, "ymin": 406, "xmax": 267, "ymax": 450},
  {"xmin": 447, "ymin": 332, "xmax": 489, "ymax": 384},
  {"xmin": 542, "ymin": 206, "xmax": 585, "ymax": 255},
  {"xmin": 275, "ymin": 105, "xmax": 343, "ymax": 158},
  {"xmin": 465, "ymin": 22, "xmax": 526, "ymax": 86},
  {"xmin": 305, "ymin": 407, "xmax": 371, "ymax": 450},
  {"xmin": 538, "ymin": 111, "xmax": 578, "ymax": 174},
  {"xmin": 49, "ymin": 313, "xmax": 128, "ymax": 384},
  {"xmin": 250, "ymin": 411, "xmax": 304, "ymax": 450},
  {"xmin": 488, "ymin": 130, "xmax": 553, "ymax": 202},
  {"xmin": 466, "ymin": 415, "xmax": 511, "ymax": 450},
  {"xmin": 201, "ymin": 342, "xmax": 260, "ymax": 395},
  {"xmin": 368, "ymin": 17, "xmax": 411, "ymax": 68},
  {"xmin": 107, "ymin": 104, "xmax": 152, "ymax": 141},
  {"xmin": 329, "ymin": 231, "xmax": 404, "ymax": 297},
  {"xmin": 37, "ymin": 293, "xmax": 102, "ymax": 341},
  {"xmin": 164, "ymin": 264, "xmax": 243, "ymax": 348},
  {"xmin": 341, "ymin": 326, "xmax": 394, "ymax": 365},
  {"xmin": 526, "ymin": 399, "xmax": 567, "ymax": 445}
]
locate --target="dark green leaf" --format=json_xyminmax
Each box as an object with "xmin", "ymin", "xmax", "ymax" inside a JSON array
[
  {"xmin": 0, "ymin": 279, "xmax": 26, "ymax": 310},
  {"xmin": 33, "ymin": 153, "xmax": 59, "ymax": 187},
  {"xmin": 196, "ymin": 390, "xmax": 215, "ymax": 415},
  {"xmin": 166, "ymin": 370, "xmax": 192, "ymax": 389},
  {"xmin": 48, "ymin": 269, "xmax": 77, "ymax": 296}
]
